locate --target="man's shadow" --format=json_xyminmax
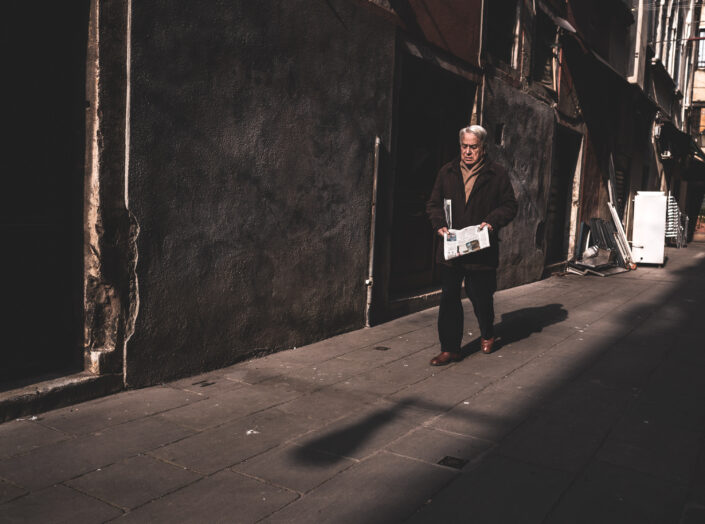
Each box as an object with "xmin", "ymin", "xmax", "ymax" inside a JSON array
[{"xmin": 461, "ymin": 303, "xmax": 568, "ymax": 356}]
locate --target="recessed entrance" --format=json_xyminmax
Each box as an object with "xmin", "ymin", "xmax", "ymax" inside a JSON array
[
  {"xmin": 545, "ymin": 125, "xmax": 582, "ymax": 265},
  {"xmin": 389, "ymin": 53, "xmax": 476, "ymax": 296},
  {"xmin": 1, "ymin": 2, "xmax": 90, "ymax": 383}
]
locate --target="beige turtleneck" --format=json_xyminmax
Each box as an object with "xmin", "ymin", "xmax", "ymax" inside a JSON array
[{"xmin": 460, "ymin": 156, "xmax": 485, "ymax": 203}]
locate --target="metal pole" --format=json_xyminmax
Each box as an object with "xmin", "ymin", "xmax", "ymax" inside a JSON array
[{"xmin": 365, "ymin": 137, "xmax": 381, "ymax": 328}]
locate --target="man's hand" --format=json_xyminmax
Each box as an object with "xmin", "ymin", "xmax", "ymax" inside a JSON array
[
  {"xmin": 479, "ymin": 222, "xmax": 493, "ymax": 231},
  {"xmin": 437, "ymin": 227, "xmax": 449, "ymax": 237}
]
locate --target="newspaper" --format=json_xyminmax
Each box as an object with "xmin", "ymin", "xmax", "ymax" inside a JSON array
[
  {"xmin": 441, "ymin": 198, "xmax": 490, "ymax": 260},
  {"xmin": 444, "ymin": 225, "xmax": 491, "ymax": 260}
]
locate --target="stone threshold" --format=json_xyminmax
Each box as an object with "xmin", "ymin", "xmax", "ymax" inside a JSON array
[
  {"xmin": 388, "ymin": 287, "xmax": 442, "ymax": 320},
  {"xmin": 0, "ymin": 372, "xmax": 123, "ymax": 423},
  {"xmin": 542, "ymin": 260, "xmax": 567, "ymax": 279}
]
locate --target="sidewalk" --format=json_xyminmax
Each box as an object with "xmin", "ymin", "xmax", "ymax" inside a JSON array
[{"xmin": 1, "ymin": 244, "xmax": 704, "ymax": 523}]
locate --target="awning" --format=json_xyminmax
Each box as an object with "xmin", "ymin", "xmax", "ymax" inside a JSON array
[{"xmin": 657, "ymin": 121, "xmax": 701, "ymax": 163}]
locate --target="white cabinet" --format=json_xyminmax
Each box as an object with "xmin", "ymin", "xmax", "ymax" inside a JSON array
[{"xmin": 631, "ymin": 191, "xmax": 666, "ymax": 265}]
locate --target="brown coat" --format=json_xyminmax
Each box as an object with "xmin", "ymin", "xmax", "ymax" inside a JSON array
[{"xmin": 426, "ymin": 157, "xmax": 517, "ymax": 270}]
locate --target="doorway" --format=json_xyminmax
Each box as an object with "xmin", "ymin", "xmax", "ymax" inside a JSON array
[
  {"xmin": 545, "ymin": 126, "xmax": 582, "ymax": 265},
  {"xmin": 389, "ymin": 53, "xmax": 476, "ymax": 295},
  {"xmin": 1, "ymin": 3, "xmax": 90, "ymax": 383}
]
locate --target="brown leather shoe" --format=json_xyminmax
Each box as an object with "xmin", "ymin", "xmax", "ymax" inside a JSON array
[
  {"xmin": 430, "ymin": 351, "xmax": 462, "ymax": 366},
  {"xmin": 481, "ymin": 337, "xmax": 495, "ymax": 354}
]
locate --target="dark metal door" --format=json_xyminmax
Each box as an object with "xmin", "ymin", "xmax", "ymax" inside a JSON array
[
  {"xmin": 1, "ymin": 3, "xmax": 89, "ymax": 384},
  {"xmin": 545, "ymin": 126, "xmax": 582, "ymax": 265}
]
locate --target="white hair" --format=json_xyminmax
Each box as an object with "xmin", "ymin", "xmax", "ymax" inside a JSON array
[{"xmin": 459, "ymin": 125, "xmax": 487, "ymax": 145}]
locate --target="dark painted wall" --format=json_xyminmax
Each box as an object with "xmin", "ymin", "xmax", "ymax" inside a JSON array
[
  {"xmin": 127, "ymin": 0, "xmax": 395, "ymax": 386},
  {"xmin": 482, "ymin": 76, "xmax": 556, "ymax": 289}
]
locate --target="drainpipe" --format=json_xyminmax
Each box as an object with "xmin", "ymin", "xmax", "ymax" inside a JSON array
[{"xmin": 365, "ymin": 137, "xmax": 381, "ymax": 328}]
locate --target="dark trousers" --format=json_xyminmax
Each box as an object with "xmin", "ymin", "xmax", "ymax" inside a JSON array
[{"xmin": 438, "ymin": 265, "xmax": 497, "ymax": 352}]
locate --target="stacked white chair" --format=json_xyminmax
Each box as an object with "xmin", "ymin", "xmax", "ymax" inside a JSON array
[{"xmin": 665, "ymin": 192, "xmax": 687, "ymax": 248}]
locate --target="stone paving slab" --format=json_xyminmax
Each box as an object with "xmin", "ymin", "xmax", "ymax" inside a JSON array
[
  {"xmin": 157, "ymin": 382, "xmax": 301, "ymax": 431},
  {"xmin": 407, "ymin": 453, "xmax": 573, "ymax": 523},
  {"xmin": 278, "ymin": 386, "xmax": 368, "ymax": 417},
  {"xmin": 427, "ymin": 384, "xmax": 538, "ymax": 442},
  {"xmin": 543, "ymin": 460, "xmax": 688, "ymax": 524},
  {"xmin": 0, "ymin": 416, "xmax": 193, "ymax": 491},
  {"xmin": 486, "ymin": 350, "xmax": 585, "ymax": 401},
  {"xmin": 389, "ymin": 368, "xmax": 494, "ymax": 412},
  {"xmin": 232, "ymin": 443, "xmax": 356, "ymax": 494},
  {"xmin": 150, "ymin": 407, "xmax": 312, "ymax": 475},
  {"xmin": 497, "ymin": 409, "xmax": 606, "ymax": 472},
  {"xmin": 0, "ymin": 484, "xmax": 123, "ymax": 524},
  {"xmin": 322, "ymin": 321, "xmax": 431, "ymax": 350},
  {"xmin": 596, "ymin": 417, "xmax": 702, "ymax": 483},
  {"xmin": 336, "ymin": 329, "xmax": 438, "ymax": 363},
  {"xmin": 65, "ymin": 454, "xmax": 201, "ymax": 510},
  {"xmin": 291, "ymin": 400, "xmax": 434, "ymax": 461},
  {"xmin": 118, "ymin": 470, "xmax": 298, "ymax": 523},
  {"xmin": 222, "ymin": 360, "xmax": 308, "ymax": 386},
  {"xmin": 0, "ymin": 419, "xmax": 69, "ymax": 461},
  {"xmin": 449, "ymin": 343, "xmax": 548, "ymax": 379},
  {"xmin": 0, "ymin": 479, "xmax": 26, "ymax": 505},
  {"xmin": 258, "ymin": 355, "xmax": 381, "ymax": 389},
  {"xmin": 332, "ymin": 355, "xmax": 439, "ymax": 397},
  {"xmin": 385, "ymin": 427, "xmax": 493, "ymax": 469},
  {"xmin": 336, "ymin": 343, "xmax": 428, "ymax": 368},
  {"xmin": 167, "ymin": 372, "xmax": 247, "ymax": 396},
  {"xmin": 263, "ymin": 340, "xmax": 360, "ymax": 365},
  {"xmin": 544, "ymin": 331, "xmax": 620, "ymax": 365},
  {"xmin": 624, "ymin": 394, "xmax": 705, "ymax": 434},
  {"xmin": 579, "ymin": 344, "xmax": 666, "ymax": 391}
]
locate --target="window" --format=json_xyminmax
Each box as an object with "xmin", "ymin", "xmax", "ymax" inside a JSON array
[
  {"xmin": 698, "ymin": 28, "xmax": 705, "ymax": 69},
  {"xmin": 485, "ymin": 0, "xmax": 520, "ymax": 67},
  {"xmin": 532, "ymin": 9, "xmax": 558, "ymax": 89}
]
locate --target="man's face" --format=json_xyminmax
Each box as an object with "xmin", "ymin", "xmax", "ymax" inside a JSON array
[{"xmin": 460, "ymin": 132, "xmax": 483, "ymax": 166}]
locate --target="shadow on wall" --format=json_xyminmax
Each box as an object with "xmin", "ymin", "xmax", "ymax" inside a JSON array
[{"xmin": 287, "ymin": 249, "xmax": 705, "ymax": 522}]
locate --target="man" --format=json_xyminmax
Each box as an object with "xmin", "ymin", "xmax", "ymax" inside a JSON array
[{"xmin": 426, "ymin": 125, "xmax": 517, "ymax": 365}]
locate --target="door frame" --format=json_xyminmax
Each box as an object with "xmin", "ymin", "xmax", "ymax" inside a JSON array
[{"xmin": 372, "ymin": 35, "xmax": 483, "ymax": 323}]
